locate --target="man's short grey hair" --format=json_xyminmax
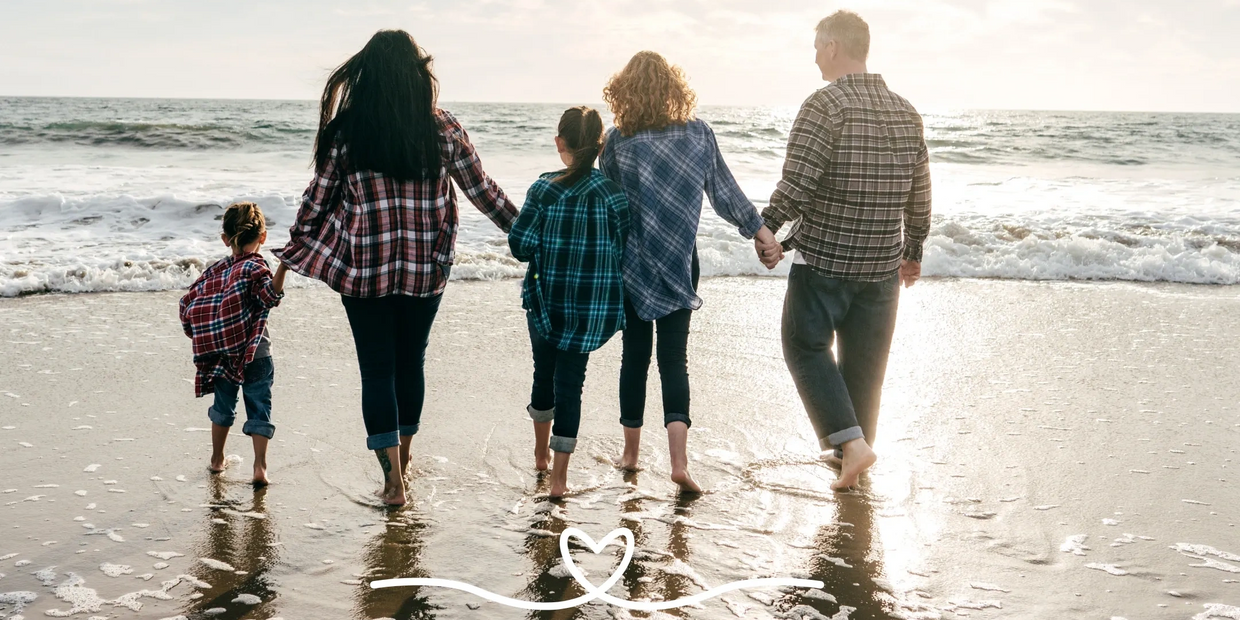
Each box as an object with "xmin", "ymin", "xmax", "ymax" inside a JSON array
[{"xmin": 815, "ymin": 10, "xmax": 870, "ymax": 61}]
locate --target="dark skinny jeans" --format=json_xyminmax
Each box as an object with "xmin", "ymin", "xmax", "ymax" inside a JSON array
[
  {"xmin": 526, "ymin": 313, "xmax": 591, "ymax": 453},
  {"xmin": 618, "ymin": 247, "xmax": 699, "ymax": 429},
  {"xmin": 341, "ymin": 293, "xmax": 443, "ymax": 451}
]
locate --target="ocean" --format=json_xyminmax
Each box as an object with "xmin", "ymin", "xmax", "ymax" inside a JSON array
[{"xmin": 1, "ymin": 97, "xmax": 1238, "ymax": 296}]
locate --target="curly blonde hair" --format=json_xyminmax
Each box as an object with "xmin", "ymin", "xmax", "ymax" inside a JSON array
[{"xmin": 603, "ymin": 51, "xmax": 697, "ymax": 137}]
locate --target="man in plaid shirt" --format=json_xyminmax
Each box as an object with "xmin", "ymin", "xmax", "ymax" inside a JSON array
[{"xmin": 759, "ymin": 10, "xmax": 932, "ymax": 490}]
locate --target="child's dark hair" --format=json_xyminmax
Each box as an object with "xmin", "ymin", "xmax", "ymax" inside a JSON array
[
  {"xmin": 554, "ymin": 106, "xmax": 605, "ymax": 187},
  {"xmin": 223, "ymin": 202, "xmax": 267, "ymax": 251}
]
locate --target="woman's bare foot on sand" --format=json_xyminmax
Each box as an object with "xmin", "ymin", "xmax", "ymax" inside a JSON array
[
  {"xmin": 376, "ymin": 447, "xmax": 406, "ymax": 506},
  {"xmin": 532, "ymin": 420, "xmax": 552, "ymax": 471},
  {"xmin": 535, "ymin": 448, "xmax": 552, "ymax": 472},
  {"xmin": 832, "ymin": 439, "xmax": 877, "ymax": 491},
  {"xmin": 548, "ymin": 451, "xmax": 571, "ymax": 498},
  {"xmin": 821, "ymin": 452, "xmax": 843, "ymax": 470},
  {"xmin": 614, "ymin": 426, "xmax": 641, "ymax": 471},
  {"xmin": 670, "ymin": 469, "xmax": 702, "ymax": 494}
]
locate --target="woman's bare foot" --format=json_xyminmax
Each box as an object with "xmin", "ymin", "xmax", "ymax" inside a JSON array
[
  {"xmin": 376, "ymin": 446, "xmax": 406, "ymax": 507},
  {"xmin": 832, "ymin": 439, "xmax": 877, "ymax": 491},
  {"xmin": 548, "ymin": 451, "xmax": 571, "ymax": 498},
  {"xmin": 666, "ymin": 422, "xmax": 700, "ymax": 493},
  {"xmin": 399, "ymin": 435, "xmax": 413, "ymax": 477},
  {"xmin": 614, "ymin": 426, "xmax": 641, "ymax": 471},
  {"xmin": 670, "ymin": 469, "xmax": 702, "ymax": 494},
  {"xmin": 379, "ymin": 486, "xmax": 406, "ymax": 506},
  {"xmin": 821, "ymin": 452, "xmax": 843, "ymax": 470},
  {"xmin": 533, "ymin": 420, "xmax": 552, "ymax": 471}
]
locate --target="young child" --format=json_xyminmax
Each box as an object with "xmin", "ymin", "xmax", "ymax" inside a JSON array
[
  {"xmin": 180, "ymin": 201, "xmax": 288, "ymax": 486},
  {"xmin": 508, "ymin": 106, "xmax": 630, "ymax": 498}
]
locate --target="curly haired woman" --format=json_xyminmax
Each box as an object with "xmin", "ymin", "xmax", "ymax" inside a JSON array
[{"xmin": 600, "ymin": 51, "xmax": 780, "ymax": 493}]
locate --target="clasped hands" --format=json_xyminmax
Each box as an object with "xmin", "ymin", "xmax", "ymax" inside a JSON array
[{"xmin": 754, "ymin": 226, "xmax": 783, "ymax": 270}]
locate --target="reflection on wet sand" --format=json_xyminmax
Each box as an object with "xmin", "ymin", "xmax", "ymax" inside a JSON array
[
  {"xmin": 354, "ymin": 510, "xmax": 436, "ymax": 620},
  {"xmin": 794, "ymin": 489, "xmax": 892, "ymax": 619},
  {"xmin": 185, "ymin": 478, "xmax": 281, "ymax": 620}
]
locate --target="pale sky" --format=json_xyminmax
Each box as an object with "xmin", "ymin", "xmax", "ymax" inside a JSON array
[{"xmin": 2, "ymin": 0, "xmax": 1238, "ymax": 112}]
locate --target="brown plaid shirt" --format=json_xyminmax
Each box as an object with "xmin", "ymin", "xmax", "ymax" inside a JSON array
[{"xmin": 762, "ymin": 73, "xmax": 931, "ymax": 281}]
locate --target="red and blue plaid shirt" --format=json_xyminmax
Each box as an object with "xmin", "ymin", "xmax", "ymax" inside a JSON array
[
  {"xmin": 179, "ymin": 253, "xmax": 283, "ymax": 397},
  {"xmin": 275, "ymin": 109, "xmax": 518, "ymax": 298}
]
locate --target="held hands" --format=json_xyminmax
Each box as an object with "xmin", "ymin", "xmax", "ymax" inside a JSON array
[
  {"xmin": 274, "ymin": 262, "xmax": 290, "ymax": 295},
  {"xmin": 899, "ymin": 260, "xmax": 920, "ymax": 288},
  {"xmin": 754, "ymin": 226, "xmax": 783, "ymax": 270}
]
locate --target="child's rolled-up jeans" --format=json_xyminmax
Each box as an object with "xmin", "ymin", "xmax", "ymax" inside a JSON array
[{"xmin": 208, "ymin": 356, "xmax": 276, "ymax": 438}]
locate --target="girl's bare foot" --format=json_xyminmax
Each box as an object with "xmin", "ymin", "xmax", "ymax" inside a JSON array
[
  {"xmin": 380, "ymin": 487, "xmax": 406, "ymax": 506},
  {"xmin": 832, "ymin": 439, "xmax": 877, "ymax": 491},
  {"xmin": 670, "ymin": 469, "xmax": 702, "ymax": 494},
  {"xmin": 821, "ymin": 452, "xmax": 843, "ymax": 470},
  {"xmin": 251, "ymin": 435, "xmax": 270, "ymax": 486},
  {"xmin": 399, "ymin": 435, "xmax": 413, "ymax": 476},
  {"xmin": 252, "ymin": 464, "xmax": 269, "ymax": 486},
  {"xmin": 615, "ymin": 426, "xmax": 641, "ymax": 471},
  {"xmin": 208, "ymin": 457, "xmax": 226, "ymax": 473},
  {"xmin": 535, "ymin": 448, "xmax": 552, "ymax": 472},
  {"xmin": 209, "ymin": 423, "xmax": 230, "ymax": 473}
]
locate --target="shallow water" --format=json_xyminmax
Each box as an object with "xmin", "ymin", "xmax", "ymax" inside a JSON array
[{"xmin": 0, "ymin": 278, "xmax": 1237, "ymax": 619}]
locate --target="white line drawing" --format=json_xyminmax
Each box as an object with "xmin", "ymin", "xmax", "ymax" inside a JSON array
[{"xmin": 371, "ymin": 526, "xmax": 826, "ymax": 611}]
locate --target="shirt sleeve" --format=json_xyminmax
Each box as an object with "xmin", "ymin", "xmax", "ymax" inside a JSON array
[
  {"xmin": 249, "ymin": 263, "xmax": 284, "ymax": 310},
  {"xmin": 609, "ymin": 186, "xmax": 631, "ymax": 247},
  {"xmin": 702, "ymin": 123, "xmax": 764, "ymax": 239},
  {"xmin": 903, "ymin": 123, "xmax": 932, "ymax": 262},
  {"xmin": 599, "ymin": 132, "xmax": 621, "ymax": 183},
  {"xmin": 762, "ymin": 96, "xmax": 837, "ymax": 234},
  {"xmin": 277, "ymin": 142, "xmax": 343, "ymax": 265},
  {"xmin": 507, "ymin": 182, "xmax": 544, "ymax": 262},
  {"xmin": 445, "ymin": 115, "xmax": 519, "ymax": 233}
]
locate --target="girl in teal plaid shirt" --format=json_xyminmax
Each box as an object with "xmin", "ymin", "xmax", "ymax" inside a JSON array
[{"xmin": 508, "ymin": 106, "xmax": 629, "ymax": 498}]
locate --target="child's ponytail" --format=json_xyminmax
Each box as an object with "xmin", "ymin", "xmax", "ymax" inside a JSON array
[
  {"xmin": 223, "ymin": 202, "xmax": 267, "ymax": 251},
  {"xmin": 553, "ymin": 106, "xmax": 605, "ymax": 187}
]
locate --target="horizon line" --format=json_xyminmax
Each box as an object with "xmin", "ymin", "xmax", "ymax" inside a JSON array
[{"xmin": 1, "ymin": 94, "xmax": 1238, "ymax": 116}]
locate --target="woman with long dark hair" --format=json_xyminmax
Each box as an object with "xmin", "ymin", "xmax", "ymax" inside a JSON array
[
  {"xmin": 600, "ymin": 51, "xmax": 780, "ymax": 493},
  {"xmin": 277, "ymin": 30, "xmax": 518, "ymax": 506}
]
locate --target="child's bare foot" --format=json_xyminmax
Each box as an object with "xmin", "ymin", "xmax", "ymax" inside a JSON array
[
  {"xmin": 832, "ymin": 439, "xmax": 877, "ymax": 491},
  {"xmin": 208, "ymin": 456, "xmax": 227, "ymax": 473},
  {"xmin": 611, "ymin": 455, "xmax": 640, "ymax": 471},
  {"xmin": 380, "ymin": 487, "xmax": 406, "ymax": 506},
  {"xmin": 548, "ymin": 450, "xmax": 571, "ymax": 498},
  {"xmin": 615, "ymin": 426, "xmax": 641, "ymax": 471},
  {"xmin": 252, "ymin": 465, "xmax": 269, "ymax": 486},
  {"xmin": 670, "ymin": 469, "xmax": 702, "ymax": 494},
  {"xmin": 535, "ymin": 448, "xmax": 552, "ymax": 472}
]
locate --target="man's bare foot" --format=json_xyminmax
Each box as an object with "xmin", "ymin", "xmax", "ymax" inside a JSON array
[
  {"xmin": 535, "ymin": 448, "xmax": 552, "ymax": 472},
  {"xmin": 670, "ymin": 469, "xmax": 702, "ymax": 494},
  {"xmin": 832, "ymin": 439, "xmax": 877, "ymax": 491},
  {"xmin": 252, "ymin": 465, "xmax": 269, "ymax": 486},
  {"xmin": 208, "ymin": 456, "xmax": 226, "ymax": 473}
]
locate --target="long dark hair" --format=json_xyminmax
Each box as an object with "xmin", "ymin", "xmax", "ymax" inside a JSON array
[
  {"xmin": 554, "ymin": 106, "xmax": 604, "ymax": 187},
  {"xmin": 314, "ymin": 30, "xmax": 441, "ymax": 181}
]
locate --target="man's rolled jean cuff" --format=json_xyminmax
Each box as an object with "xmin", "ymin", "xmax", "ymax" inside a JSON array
[
  {"xmin": 242, "ymin": 420, "xmax": 275, "ymax": 439},
  {"xmin": 527, "ymin": 405, "xmax": 555, "ymax": 423},
  {"xmin": 663, "ymin": 413, "xmax": 691, "ymax": 429},
  {"xmin": 822, "ymin": 426, "xmax": 864, "ymax": 452},
  {"xmin": 549, "ymin": 435, "xmax": 577, "ymax": 453},
  {"xmin": 399, "ymin": 424, "xmax": 419, "ymax": 437},
  {"xmin": 366, "ymin": 430, "xmax": 400, "ymax": 451}
]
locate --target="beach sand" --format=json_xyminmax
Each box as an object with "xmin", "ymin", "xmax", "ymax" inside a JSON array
[{"xmin": 0, "ymin": 278, "xmax": 1237, "ymax": 620}]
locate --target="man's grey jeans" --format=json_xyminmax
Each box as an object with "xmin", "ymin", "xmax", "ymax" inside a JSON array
[{"xmin": 781, "ymin": 264, "xmax": 900, "ymax": 455}]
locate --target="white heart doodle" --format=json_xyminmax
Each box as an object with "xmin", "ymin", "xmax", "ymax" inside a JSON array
[{"xmin": 371, "ymin": 526, "xmax": 825, "ymax": 611}]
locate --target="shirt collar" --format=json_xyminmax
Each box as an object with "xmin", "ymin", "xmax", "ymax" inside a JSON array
[{"xmin": 833, "ymin": 73, "xmax": 885, "ymax": 88}]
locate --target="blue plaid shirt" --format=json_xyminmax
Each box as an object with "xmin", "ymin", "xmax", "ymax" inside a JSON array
[
  {"xmin": 600, "ymin": 119, "xmax": 764, "ymax": 321},
  {"xmin": 509, "ymin": 169, "xmax": 630, "ymax": 353}
]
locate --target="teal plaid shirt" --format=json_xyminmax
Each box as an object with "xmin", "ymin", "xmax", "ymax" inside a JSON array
[{"xmin": 509, "ymin": 169, "xmax": 630, "ymax": 353}]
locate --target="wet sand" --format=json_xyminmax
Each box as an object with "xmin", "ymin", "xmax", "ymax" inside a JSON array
[{"xmin": 0, "ymin": 278, "xmax": 1237, "ymax": 620}]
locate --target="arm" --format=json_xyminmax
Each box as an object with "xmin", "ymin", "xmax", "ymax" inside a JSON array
[
  {"xmin": 609, "ymin": 187, "xmax": 630, "ymax": 248},
  {"xmin": 273, "ymin": 263, "xmax": 289, "ymax": 295},
  {"xmin": 761, "ymin": 97, "xmax": 836, "ymax": 235},
  {"xmin": 250, "ymin": 263, "xmax": 284, "ymax": 310},
  {"xmin": 599, "ymin": 133, "xmax": 621, "ymax": 183},
  {"xmin": 900, "ymin": 132, "xmax": 932, "ymax": 288},
  {"xmin": 280, "ymin": 143, "xmax": 343, "ymax": 260},
  {"xmin": 702, "ymin": 123, "xmax": 763, "ymax": 240},
  {"xmin": 445, "ymin": 115, "xmax": 519, "ymax": 233},
  {"xmin": 507, "ymin": 182, "xmax": 545, "ymax": 263}
]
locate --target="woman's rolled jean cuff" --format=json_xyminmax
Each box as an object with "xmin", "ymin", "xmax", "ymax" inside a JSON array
[
  {"xmin": 822, "ymin": 426, "xmax": 864, "ymax": 452},
  {"xmin": 527, "ymin": 405, "xmax": 555, "ymax": 423},
  {"xmin": 366, "ymin": 431, "xmax": 400, "ymax": 451},
  {"xmin": 242, "ymin": 420, "xmax": 276, "ymax": 439},
  {"xmin": 618, "ymin": 412, "xmax": 692, "ymax": 429},
  {"xmin": 549, "ymin": 435, "xmax": 577, "ymax": 453},
  {"xmin": 399, "ymin": 424, "xmax": 419, "ymax": 437}
]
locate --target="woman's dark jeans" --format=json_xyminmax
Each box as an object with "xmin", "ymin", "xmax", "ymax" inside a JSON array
[
  {"xmin": 526, "ymin": 314, "xmax": 591, "ymax": 453},
  {"xmin": 341, "ymin": 293, "xmax": 443, "ymax": 451},
  {"xmin": 618, "ymin": 247, "xmax": 699, "ymax": 429}
]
